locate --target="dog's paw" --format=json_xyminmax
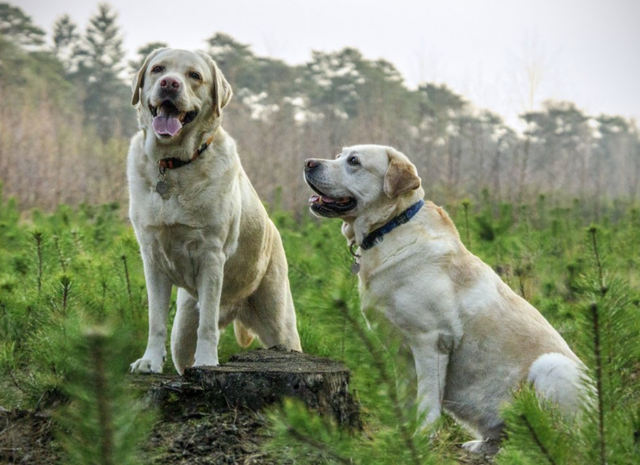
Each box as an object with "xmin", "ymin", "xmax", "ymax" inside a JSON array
[
  {"xmin": 193, "ymin": 341, "xmax": 219, "ymax": 368},
  {"xmin": 193, "ymin": 354, "xmax": 219, "ymax": 368},
  {"xmin": 130, "ymin": 357, "xmax": 164, "ymax": 374},
  {"xmin": 462, "ymin": 439, "xmax": 500, "ymax": 455}
]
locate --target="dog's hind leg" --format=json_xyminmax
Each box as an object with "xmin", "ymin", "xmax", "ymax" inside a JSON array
[
  {"xmin": 462, "ymin": 420, "xmax": 505, "ymax": 455},
  {"xmin": 461, "ymin": 431, "xmax": 503, "ymax": 455},
  {"xmin": 233, "ymin": 319, "xmax": 255, "ymax": 348},
  {"xmin": 171, "ymin": 288, "xmax": 199, "ymax": 374},
  {"xmin": 239, "ymin": 244, "xmax": 301, "ymax": 352}
]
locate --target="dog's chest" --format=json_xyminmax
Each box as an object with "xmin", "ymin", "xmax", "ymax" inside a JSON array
[
  {"xmin": 357, "ymin": 241, "xmax": 463, "ymax": 337},
  {"xmin": 144, "ymin": 222, "xmax": 215, "ymax": 292},
  {"xmin": 132, "ymin": 169, "xmax": 232, "ymax": 229},
  {"xmin": 131, "ymin": 186, "xmax": 236, "ymax": 291},
  {"xmin": 136, "ymin": 192, "xmax": 208, "ymax": 228}
]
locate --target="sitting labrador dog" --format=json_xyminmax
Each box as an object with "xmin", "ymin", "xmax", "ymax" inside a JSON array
[
  {"xmin": 128, "ymin": 48, "xmax": 301, "ymax": 374},
  {"xmin": 304, "ymin": 144, "xmax": 586, "ymax": 454}
]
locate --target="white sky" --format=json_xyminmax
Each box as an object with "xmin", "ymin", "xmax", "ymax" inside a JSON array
[{"xmin": 15, "ymin": 0, "xmax": 640, "ymax": 127}]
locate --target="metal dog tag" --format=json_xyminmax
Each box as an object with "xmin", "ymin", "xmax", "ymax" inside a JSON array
[
  {"xmin": 350, "ymin": 261, "xmax": 360, "ymax": 275},
  {"xmin": 156, "ymin": 180, "xmax": 169, "ymax": 195}
]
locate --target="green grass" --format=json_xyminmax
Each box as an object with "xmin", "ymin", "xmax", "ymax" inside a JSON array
[{"xmin": 0, "ymin": 188, "xmax": 639, "ymax": 464}]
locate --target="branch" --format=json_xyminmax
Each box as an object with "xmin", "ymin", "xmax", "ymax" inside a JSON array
[
  {"xmin": 286, "ymin": 426, "xmax": 352, "ymax": 465},
  {"xmin": 520, "ymin": 414, "xmax": 557, "ymax": 465}
]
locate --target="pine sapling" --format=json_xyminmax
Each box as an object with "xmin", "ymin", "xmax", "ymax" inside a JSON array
[
  {"xmin": 267, "ymin": 398, "xmax": 354, "ymax": 465},
  {"xmin": 497, "ymin": 386, "xmax": 574, "ymax": 465},
  {"xmin": 285, "ymin": 421, "xmax": 353, "ymax": 465},
  {"xmin": 88, "ymin": 329, "xmax": 115, "ymax": 465},
  {"xmin": 335, "ymin": 299, "xmax": 422, "ymax": 465},
  {"xmin": 53, "ymin": 234, "xmax": 67, "ymax": 273},
  {"xmin": 461, "ymin": 199, "xmax": 472, "ymax": 251},
  {"xmin": 59, "ymin": 274, "xmax": 72, "ymax": 317},
  {"xmin": 588, "ymin": 225, "xmax": 606, "ymax": 296},
  {"xmin": 100, "ymin": 280, "xmax": 108, "ymax": 321},
  {"xmin": 520, "ymin": 414, "xmax": 558, "ymax": 465},
  {"xmin": 32, "ymin": 230, "xmax": 44, "ymax": 295},
  {"xmin": 589, "ymin": 302, "xmax": 607, "ymax": 465},
  {"xmin": 587, "ymin": 226, "xmax": 607, "ymax": 465},
  {"xmin": 57, "ymin": 325, "xmax": 154, "ymax": 465},
  {"xmin": 120, "ymin": 254, "xmax": 133, "ymax": 312}
]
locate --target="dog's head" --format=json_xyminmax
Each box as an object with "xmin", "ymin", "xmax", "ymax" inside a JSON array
[
  {"xmin": 304, "ymin": 145, "xmax": 422, "ymax": 220},
  {"xmin": 131, "ymin": 48, "xmax": 232, "ymax": 142}
]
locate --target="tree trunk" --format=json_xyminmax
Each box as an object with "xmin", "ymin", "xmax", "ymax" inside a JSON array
[
  {"xmin": 145, "ymin": 346, "xmax": 361, "ymax": 428},
  {"xmin": 517, "ymin": 135, "xmax": 531, "ymax": 204}
]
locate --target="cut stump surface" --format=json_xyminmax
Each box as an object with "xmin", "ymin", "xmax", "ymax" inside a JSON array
[{"xmin": 147, "ymin": 346, "xmax": 361, "ymax": 428}]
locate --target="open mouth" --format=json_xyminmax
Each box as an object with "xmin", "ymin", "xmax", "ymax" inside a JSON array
[
  {"xmin": 307, "ymin": 180, "xmax": 357, "ymax": 217},
  {"xmin": 149, "ymin": 100, "xmax": 197, "ymax": 137}
]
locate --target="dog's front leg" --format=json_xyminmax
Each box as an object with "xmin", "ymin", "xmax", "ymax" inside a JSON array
[
  {"xmin": 131, "ymin": 259, "xmax": 172, "ymax": 373},
  {"xmin": 193, "ymin": 251, "xmax": 225, "ymax": 367},
  {"xmin": 411, "ymin": 332, "xmax": 451, "ymax": 429}
]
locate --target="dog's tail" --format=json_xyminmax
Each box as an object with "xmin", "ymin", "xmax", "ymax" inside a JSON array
[
  {"xmin": 234, "ymin": 320, "xmax": 255, "ymax": 348},
  {"xmin": 528, "ymin": 352, "xmax": 591, "ymax": 416}
]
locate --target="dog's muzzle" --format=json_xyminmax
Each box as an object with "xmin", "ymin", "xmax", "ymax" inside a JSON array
[
  {"xmin": 148, "ymin": 77, "xmax": 197, "ymax": 138},
  {"xmin": 304, "ymin": 159, "xmax": 357, "ymax": 218}
]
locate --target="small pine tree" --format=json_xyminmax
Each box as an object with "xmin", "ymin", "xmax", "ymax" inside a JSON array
[
  {"xmin": 266, "ymin": 277, "xmax": 438, "ymax": 465},
  {"xmin": 56, "ymin": 325, "xmax": 154, "ymax": 465},
  {"xmin": 496, "ymin": 226, "xmax": 640, "ymax": 465}
]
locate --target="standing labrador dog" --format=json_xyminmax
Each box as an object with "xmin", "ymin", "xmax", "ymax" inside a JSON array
[
  {"xmin": 128, "ymin": 48, "xmax": 301, "ymax": 375},
  {"xmin": 304, "ymin": 145, "xmax": 587, "ymax": 454}
]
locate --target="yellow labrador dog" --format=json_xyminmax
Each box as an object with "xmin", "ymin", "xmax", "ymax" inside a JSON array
[
  {"xmin": 128, "ymin": 48, "xmax": 301, "ymax": 375},
  {"xmin": 304, "ymin": 145, "xmax": 586, "ymax": 453}
]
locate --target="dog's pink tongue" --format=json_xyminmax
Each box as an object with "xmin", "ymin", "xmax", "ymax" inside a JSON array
[{"xmin": 152, "ymin": 114, "xmax": 182, "ymax": 136}]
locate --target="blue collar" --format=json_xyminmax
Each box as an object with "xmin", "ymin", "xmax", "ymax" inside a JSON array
[{"xmin": 360, "ymin": 199, "xmax": 425, "ymax": 251}]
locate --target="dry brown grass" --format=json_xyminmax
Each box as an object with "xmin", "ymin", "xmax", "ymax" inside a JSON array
[
  {"xmin": 0, "ymin": 88, "xmax": 129, "ymax": 211},
  {"xmin": 2, "ymin": 88, "xmax": 638, "ymax": 215}
]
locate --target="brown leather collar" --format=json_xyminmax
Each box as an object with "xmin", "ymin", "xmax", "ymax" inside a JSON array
[{"xmin": 158, "ymin": 134, "xmax": 215, "ymax": 171}]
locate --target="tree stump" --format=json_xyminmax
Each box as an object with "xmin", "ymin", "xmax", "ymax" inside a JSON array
[{"xmin": 147, "ymin": 346, "xmax": 361, "ymax": 428}]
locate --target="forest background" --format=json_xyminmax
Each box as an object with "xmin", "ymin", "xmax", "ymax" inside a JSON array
[{"xmin": 0, "ymin": 3, "xmax": 639, "ymax": 464}]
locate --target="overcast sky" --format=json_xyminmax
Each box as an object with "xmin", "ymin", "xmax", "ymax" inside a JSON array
[{"xmin": 15, "ymin": 0, "xmax": 640, "ymax": 127}]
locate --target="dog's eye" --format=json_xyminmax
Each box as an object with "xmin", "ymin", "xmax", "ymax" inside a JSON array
[
  {"xmin": 151, "ymin": 65, "xmax": 164, "ymax": 73},
  {"xmin": 189, "ymin": 72, "xmax": 202, "ymax": 81},
  {"xmin": 347, "ymin": 156, "xmax": 360, "ymax": 166}
]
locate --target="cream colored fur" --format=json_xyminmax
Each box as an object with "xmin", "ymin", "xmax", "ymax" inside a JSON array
[
  {"xmin": 128, "ymin": 49, "xmax": 301, "ymax": 375},
  {"xmin": 304, "ymin": 144, "xmax": 587, "ymax": 454}
]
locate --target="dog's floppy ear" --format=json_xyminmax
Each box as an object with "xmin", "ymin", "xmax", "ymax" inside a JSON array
[
  {"xmin": 341, "ymin": 221, "xmax": 355, "ymax": 244},
  {"xmin": 211, "ymin": 59, "xmax": 233, "ymax": 116},
  {"xmin": 199, "ymin": 53, "xmax": 233, "ymax": 116},
  {"xmin": 383, "ymin": 148, "xmax": 421, "ymax": 198},
  {"xmin": 131, "ymin": 48, "xmax": 167, "ymax": 106}
]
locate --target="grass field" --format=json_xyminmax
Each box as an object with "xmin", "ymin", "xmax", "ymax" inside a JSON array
[{"xmin": 0, "ymin": 188, "xmax": 639, "ymax": 464}]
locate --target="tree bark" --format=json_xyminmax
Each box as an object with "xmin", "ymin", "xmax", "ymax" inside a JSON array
[{"xmin": 145, "ymin": 346, "xmax": 361, "ymax": 429}]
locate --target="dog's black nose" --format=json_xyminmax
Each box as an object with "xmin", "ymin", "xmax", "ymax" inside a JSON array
[
  {"xmin": 305, "ymin": 159, "xmax": 319, "ymax": 171},
  {"xmin": 160, "ymin": 77, "xmax": 180, "ymax": 92}
]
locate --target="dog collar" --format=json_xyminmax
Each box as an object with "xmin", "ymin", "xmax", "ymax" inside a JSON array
[
  {"xmin": 348, "ymin": 199, "xmax": 424, "ymax": 274},
  {"xmin": 361, "ymin": 199, "xmax": 425, "ymax": 250},
  {"xmin": 158, "ymin": 134, "xmax": 215, "ymax": 171},
  {"xmin": 156, "ymin": 134, "xmax": 215, "ymax": 195}
]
